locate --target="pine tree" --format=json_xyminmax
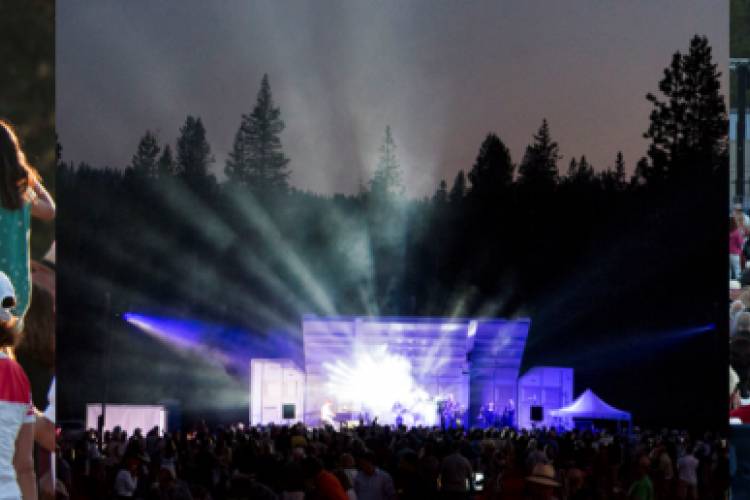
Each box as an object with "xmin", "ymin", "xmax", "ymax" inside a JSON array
[
  {"xmin": 449, "ymin": 170, "xmax": 466, "ymax": 204},
  {"xmin": 176, "ymin": 116, "xmax": 213, "ymax": 182},
  {"xmin": 369, "ymin": 125, "xmax": 403, "ymax": 197},
  {"xmin": 566, "ymin": 157, "xmax": 578, "ymax": 179},
  {"xmin": 614, "ymin": 151, "xmax": 626, "ymax": 186},
  {"xmin": 433, "ymin": 179, "xmax": 448, "ymax": 205},
  {"xmin": 601, "ymin": 151, "xmax": 627, "ymax": 192},
  {"xmin": 467, "ymin": 133, "xmax": 514, "ymax": 200},
  {"xmin": 225, "ymin": 74, "xmax": 290, "ymax": 191},
  {"xmin": 130, "ymin": 130, "xmax": 160, "ymax": 178},
  {"xmin": 565, "ymin": 156, "xmax": 595, "ymax": 186},
  {"xmin": 577, "ymin": 155, "xmax": 594, "ymax": 181},
  {"xmin": 639, "ymin": 35, "xmax": 727, "ymax": 185},
  {"xmin": 517, "ymin": 119, "xmax": 561, "ymax": 189},
  {"xmin": 157, "ymin": 144, "xmax": 175, "ymax": 178}
]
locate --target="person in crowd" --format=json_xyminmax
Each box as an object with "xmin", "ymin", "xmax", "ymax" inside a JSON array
[
  {"xmin": 676, "ymin": 445, "xmax": 699, "ymax": 500},
  {"xmin": 734, "ymin": 311, "xmax": 750, "ymax": 337},
  {"xmin": 649, "ymin": 441, "xmax": 674, "ymax": 499},
  {"xmin": 735, "ymin": 203, "xmax": 750, "ymax": 228},
  {"xmin": 0, "ymin": 271, "xmax": 36, "ymax": 500},
  {"xmin": 147, "ymin": 465, "xmax": 193, "ymax": 500},
  {"xmin": 333, "ymin": 468, "xmax": 357, "ymax": 500},
  {"xmin": 114, "ymin": 457, "xmax": 139, "ymax": 499},
  {"xmin": 732, "ymin": 300, "xmax": 745, "ymax": 322},
  {"xmin": 732, "ymin": 334, "xmax": 750, "ymax": 420},
  {"xmin": 732, "ymin": 216, "xmax": 745, "ymax": 280},
  {"xmin": 354, "ymin": 451, "xmax": 397, "ymax": 500},
  {"xmin": 340, "ymin": 453, "xmax": 358, "ymax": 488},
  {"xmin": 732, "ymin": 366, "xmax": 742, "ymax": 418},
  {"xmin": 627, "ymin": 456, "xmax": 654, "ymax": 500},
  {"xmin": 302, "ymin": 456, "xmax": 349, "ymax": 500},
  {"xmin": 0, "ymin": 120, "xmax": 55, "ymax": 324},
  {"xmin": 524, "ymin": 462, "xmax": 560, "ymax": 500},
  {"xmin": 438, "ymin": 441, "xmax": 473, "ymax": 500}
]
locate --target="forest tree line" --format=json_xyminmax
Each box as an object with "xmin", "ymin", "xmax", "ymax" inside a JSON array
[{"xmin": 57, "ymin": 36, "xmax": 727, "ymax": 427}]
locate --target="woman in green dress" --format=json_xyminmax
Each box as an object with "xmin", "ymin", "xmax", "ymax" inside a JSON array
[{"xmin": 0, "ymin": 120, "xmax": 55, "ymax": 323}]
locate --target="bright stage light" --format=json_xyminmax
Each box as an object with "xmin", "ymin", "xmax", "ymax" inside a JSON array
[
  {"xmin": 123, "ymin": 313, "xmax": 233, "ymax": 366},
  {"xmin": 467, "ymin": 320, "xmax": 478, "ymax": 338},
  {"xmin": 322, "ymin": 343, "xmax": 438, "ymax": 426}
]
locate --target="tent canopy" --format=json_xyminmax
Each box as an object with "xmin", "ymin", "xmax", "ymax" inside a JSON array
[{"xmin": 549, "ymin": 388, "xmax": 631, "ymax": 421}]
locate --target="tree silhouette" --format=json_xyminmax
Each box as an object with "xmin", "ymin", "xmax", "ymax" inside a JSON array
[
  {"xmin": 517, "ymin": 119, "xmax": 560, "ymax": 191},
  {"xmin": 129, "ymin": 130, "xmax": 160, "ymax": 178},
  {"xmin": 640, "ymin": 35, "xmax": 727, "ymax": 185},
  {"xmin": 467, "ymin": 133, "xmax": 514, "ymax": 201},
  {"xmin": 565, "ymin": 155, "xmax": 595, "ymax": 185},
  {"xmin": 369, "ymin": 125, "xmax": 403, "ymax": 198},
  {"xmin": 157, "ymin": 144, "xmax": 176, "ymax": 179},
  {"xmin": 449, "ymin": 170, "xmax": 466, "ymax": 205},
  {"xmin": 225, "ymin": 74, "xmax": 290, "ymax": 191},
  {"xmin": 432, "ymin": 179, "xmax": 448, "ymax": 205},
  {"xmin": 176, "ymin": 115, "xmax": 214, "ymax": 184},
  {"xmin": 614, "ymin": 151, "xmax": 626, "ymax": 187},
  {"xmin": 600, "ymin": 151, "xmax": 627, "ymax": 192}
]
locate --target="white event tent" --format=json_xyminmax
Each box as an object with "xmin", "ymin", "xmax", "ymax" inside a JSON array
[{"xmin": 549, "ymin": 388, "xmax": 631, "ymax": 432}]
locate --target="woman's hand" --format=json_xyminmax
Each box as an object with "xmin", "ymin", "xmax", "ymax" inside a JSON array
[{"xmin": 30, "ymin": 178, "xmax": 55, "ymax": 221}]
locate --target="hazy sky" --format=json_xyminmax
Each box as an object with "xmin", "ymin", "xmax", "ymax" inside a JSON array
[{"xmin": 57, "ymin": 1, "xmax": 727, "ymax": 196}]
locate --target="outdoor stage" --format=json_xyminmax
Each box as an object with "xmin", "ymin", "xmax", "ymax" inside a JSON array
[{"xmin": 250, "ymin": 316, "xmax": 576, "ymax": 429}]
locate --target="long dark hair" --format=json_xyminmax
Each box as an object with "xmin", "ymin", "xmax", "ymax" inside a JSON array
[{"xmin": 0, "ymin": 120, "xmax": 37, "ymax": 210}]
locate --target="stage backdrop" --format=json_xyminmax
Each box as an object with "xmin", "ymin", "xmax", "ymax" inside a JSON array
[
  {"xmin": 302, "ymin": 316, "xmax": 530, "ymax": 428},
  {"xmin": 517, "ymin": 366, "xmax": 574, "ymax": 430}
]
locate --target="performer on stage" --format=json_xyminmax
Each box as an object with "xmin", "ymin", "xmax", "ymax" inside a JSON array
[
  {"xmin": 505, "ymin": 399, "xmax": 515, "ymax": 428},
  {"xmin": 320, "ymin": 401, "xmax": 335, "ymax": 427},
  {"xmin": 485, "ymin": 401, "xmax": 496, "ymax": 427}
]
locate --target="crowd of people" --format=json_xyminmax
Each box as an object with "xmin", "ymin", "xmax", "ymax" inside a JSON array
[{"xmin": 57, "ymin": 421, "xmax": 728, "ymax": 500}]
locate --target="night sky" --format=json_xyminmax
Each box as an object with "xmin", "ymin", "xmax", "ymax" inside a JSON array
[{"xmin": 57, "ymin": 1, "xmax": 727, "ymax": 196}]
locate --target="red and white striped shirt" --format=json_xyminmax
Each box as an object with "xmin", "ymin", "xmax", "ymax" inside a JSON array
[{"xmin": 0, "ymin": 351, "xmax": 34, "ymax": 500}]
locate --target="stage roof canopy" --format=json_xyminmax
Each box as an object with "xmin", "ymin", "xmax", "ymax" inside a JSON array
[{"xmin": 550, "ymin": 388, "xmax": 631, "ymax": 421}]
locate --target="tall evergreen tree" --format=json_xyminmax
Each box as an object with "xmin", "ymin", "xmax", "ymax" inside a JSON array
[
  {"xmin": 467, "ymin": 133, "xmax": 514, "ymax": 199},
  {"xmin": 225, "ymin": 74, "xmax": 290, "ymax": 191},
  {"xmin": 614, "ymin": 151, "xmax": 626, "ymax": 186},
  {"xmin": 566, "ymin": 157, "xmax": 578, "ymax": 178},
  {"xmin": 157, "ymin": 144, "xmax": 175, "ymax": 179},
  {"xmin": 517, "ymin": 119, "xmax": 561, "ymax": 189},
  {"xmin": 449, "ymin": 170, "xmax": 466, "ymax": 204},
  {"xmin": 574, "ymin": 156, "xmax": 594, "ymax": 182},
  {"xmin": 370, "ymin": 125, "xmax": 403, "ymax": 197},
  {"xmin": 432, "ymin": 179, "xmax": 448, "ymax": 205},
  {"xmin": 601, "ymin": 151, "xmax": 627, "ymax": 191},
  {"xmin": 176, "ymin": 115, "xmax": 213, "ymax": 182},
  {"xmin": 130, "ymin": 130, "xmax": 160, "ymax": 178},
  {"xmin": 639, "ymin": 35, "xmax": 727, "ymax": 185}
]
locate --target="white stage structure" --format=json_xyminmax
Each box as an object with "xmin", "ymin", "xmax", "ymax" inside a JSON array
[
  {"xmin": 517, "ymin": 366, "xmax": 574, "ymax": 430},
  {"xmin": 249, "ymin": 359, "xmax": 305, "ymax": 425},
  {"xmin": 86, "ymin": 403, "xmax": 167, "ymax": 435},
  {"xmin": 302, "ymin": 316, "xmax": 531, "ymax": 427}
]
